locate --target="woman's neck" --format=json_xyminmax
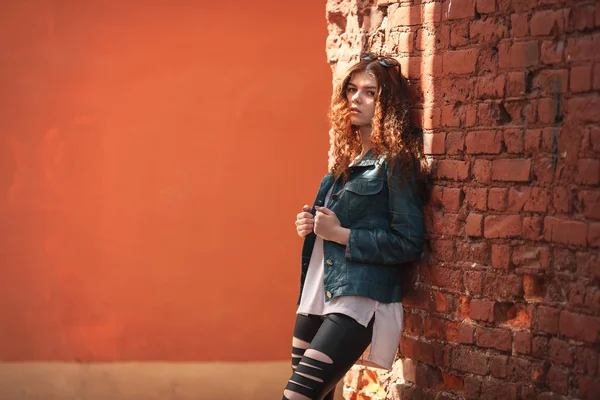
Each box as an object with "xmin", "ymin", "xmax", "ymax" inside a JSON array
[{"xmin": 359, "ymin": 125, "xmax": 372, "ymax": 156}]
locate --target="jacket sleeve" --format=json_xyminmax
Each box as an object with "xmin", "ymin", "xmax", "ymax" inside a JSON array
[{"xmin": 344, "ymin": 164, "xmax": 424, "ymax": 266}]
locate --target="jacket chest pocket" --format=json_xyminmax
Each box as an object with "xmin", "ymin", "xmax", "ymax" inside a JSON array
[{"xmin": 342, "ymin": 178, "xmax": 385, "ymax": 223}]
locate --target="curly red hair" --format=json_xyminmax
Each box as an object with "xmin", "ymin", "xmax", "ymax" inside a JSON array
[{"xmin": 329, "ymin": 58, "xmax": 429, "ymax": 199}]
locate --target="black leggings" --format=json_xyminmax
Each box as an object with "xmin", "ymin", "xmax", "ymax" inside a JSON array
[{"xmin": 283, "ymin": 313, "xmax": 374, "ymax": 400}]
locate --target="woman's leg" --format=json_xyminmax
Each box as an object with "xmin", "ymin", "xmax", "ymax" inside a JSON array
[
  {"xmin": 283, "ymin": 313, "xmax": 374, "ymax": 400},
  {"xmin": 287, "ymin": 314, "xmax": 336, "ymax": 400}
]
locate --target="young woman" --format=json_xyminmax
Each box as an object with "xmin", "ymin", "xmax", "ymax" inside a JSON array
[{"xmin": 283, "ymin": 53, "xmax": 429, "ymax": 400}]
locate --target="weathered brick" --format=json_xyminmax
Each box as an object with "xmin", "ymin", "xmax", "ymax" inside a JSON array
[
  {"xmin": 481, "ymin": 379, "xmax": 518, "ymax": 400},
  {"xmin": 447, "ymin": 322, "xmax": 475, "ymax": 344},
  {"xmin": 546, "ymin": 367, "xmax": 569, "ymax": 395},
  {"xmin": 437, "ymin": 160, "xmax": 470, "ymax": 180},
  {"xmin": 400, "ymin": 336, "xmax": 435, "ymax": 364},
  {"xmin": 466, "ymin": 130, "xmax": 503, "ymax": 154},
  {"xmin": 511, "ymin": 13, "xmax": 529, "ymax": 38},
  {"xmin": 530, "ymin": 9, "xmax": 567, "ymax": 36},
  {"xmin": 544, "ymin": 217, "xmax": 588, "ymax": 246},
  {"xmin": 541, "ymin": 39, "xmax": 565, "ymax": 64},
  {"xmin": 465, "ymin": 187, "xmax": 488, "ymax": 211},
  {"xmin": 532, "ymin": 336, "xmax": 549, "ymax": 358},
  {"xmin": 388, "ymin": 5, "xmax": 423, "ymax": 26},
  {"xmin": 452, "ymin": 346, "xmax": 488, "ymax": 375},
  {"xmin": 465, "ymin": 213, "xmax": 484, "ymax": 236},
  {"xmin": 514, "ymin": 330, "xmax": 532, "ymax": 354},
  {"xmin": 444, "ymin": 0, "xmax": 476, "ymax": 20},
  {"xmin": 484, "ymin": 214, "xmax": 522, "ymax": 238},
  {"xmin": 491, "ymin": 244, "xmax": 510, "ymax": 269},
  {"xmin": 559, "ymin": 310, "xmax": 600, "ymax": 343},
  {"xmin": 425, "ymin": 317, "xmax": 447, "ymax": 340},
  {"xmin": 566, "ymin": 32, "xmax": 600, "ymax": 62},
  {"xmin": 578, "ymin": 158, "xmax": 600, "ymax": 185},
  {"xmin": 464, "ymin": 376, "xmax": 482, "ymax": 399},
  {"xmin": 423, "ymin": 133, "xmax": 446, "ymax": 155},
  {"xmin": 490, "ymin": 355, "xmax": 508, "ymax": 378},
  {"xmin": 550, "ymin": 338, "xmax": 574, "ymax": 366},
  {"xmin": 574, "ymin": 346, "xmax": 598, "ymax": 375},
  {"xmin": 471, "ymin": 18, "xmax": 508, "ymax": 43},
  {"xmin": 536, "ymin": 306, "xmax": 560, "ymax": 334},
  {"xmin": 443, "ymin": 49, "xmax": 479, "ymax": 74},
  {"xmin": 476, "ymin": 0, "xmax": 495, "ymax": 14},
  {"xmin": 424, "ymin": 265, "xmax": 464, "ymax": 291},
  {"xmin": 571, "ymin": 64, "xmax": 593, "ymax": 93},
  {"xmin": 569, "ymin": 95, "xmax": 600, "ymax": 123},
  {"xmin": 430, "ymin": 239, "xmax": 456, "ymax": 261},
  {"xmin": 580, "ymin": 190, "xmax": 600, "ymax": 219},
  {"xmin": 476, "ymin": 326, "xmax": 512, "ymax": 351},
  {"xmin": 553, "ymin": 186, "xmax": 571, "ymax": 213},
  {"xmin": 512, "ymin": 245, "xmax": 550, "ymax": 270},
  {"xmin": 499, "ymin": 40, "xmax": 539, "ymax": 68},
  {"xmin": 443, "ymin": 187, "xmax": 463, "ymax": 211},
  {"xmin": 432, "ymin": 212, "xmax": 463, "ymax": 235},
  {"xmin": 464, "ymin": 270, "xmax": 484, "ymax": 294},
  {"xmin": 589, "ymin": 223, "xmax": 600, "ymax": 247},
  {"xmin": 483, "ymin": 273, "xmax": 524, "ymax": 298},
  {"xmin": 503, "ymin": 129, "xmax": 524, "ymax": 153},
  {"xmin": 522, "ymin": 217, "xmax": 543, "ymax": 240},
  {"xmin": 472, "ymin": 159, "xmax": 492, "ymax": 184},
  {"xmin": 446, "ymin": 132, "xmax": 464, "ymax": 154},
  {"xmin": 404, "ymin": 312, "xmax": 424, "ymax": 336},
  {"xmin": 492, "ymin": 159, "xmax": 531, "ymax": 182},
  {"xmin": 488, "ymin": 188, "xmax": 507, "ymax": 211},
  {"xmin": 506, "ymin": 71, "xmax": 526, "ymax": 97}
]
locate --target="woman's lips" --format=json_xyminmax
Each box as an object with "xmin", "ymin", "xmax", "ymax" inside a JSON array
[{"xmin": 350, "ymin": 108, "xmax": 360, "ymax": 114}]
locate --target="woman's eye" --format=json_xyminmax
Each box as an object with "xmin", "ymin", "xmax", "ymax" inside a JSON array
[
  {"xmin": 347, "ymin": 88, "xmax": 357, "ymax": 94},
  {"xmin": 367, "ymin": 91, "xmax": 375, "ymax": 97}
]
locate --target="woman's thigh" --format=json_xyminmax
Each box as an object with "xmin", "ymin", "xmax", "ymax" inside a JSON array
[{"xmin": 284, "ymin": 313, "xmax": 373, "ymax": 400}]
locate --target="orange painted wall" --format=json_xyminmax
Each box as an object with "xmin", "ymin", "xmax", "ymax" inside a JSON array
[{"xmin": 0, "ymin": 1, "xmax": 331, "ymax": 361}]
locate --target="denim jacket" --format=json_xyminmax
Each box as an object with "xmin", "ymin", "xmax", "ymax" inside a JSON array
[{"xmin": 298, "ymin": 150, "xmax": 424, "ymax": 304}]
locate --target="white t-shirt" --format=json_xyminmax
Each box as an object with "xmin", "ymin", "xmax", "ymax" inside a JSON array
[{"xmin": 297, "ymin": 186, "xmax": 404, "ymax": 370}]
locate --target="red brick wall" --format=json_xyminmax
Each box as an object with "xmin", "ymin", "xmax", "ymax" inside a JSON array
[{"xmin": 327, "ymin": 1, "xmax": 599, "ymax": 399}]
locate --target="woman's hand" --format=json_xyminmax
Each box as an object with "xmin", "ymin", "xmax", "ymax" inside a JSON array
[
  {"xmin": 314, "ymin": 206, "xmax": 350, "ymax": 245},
  {"xmin": 295, "ymin": 205, "xmax": 314, "ymax": 237}
]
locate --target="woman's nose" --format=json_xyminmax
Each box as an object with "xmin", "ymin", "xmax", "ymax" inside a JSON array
[{"xmin": 352, "ymin": 91, "xmax": 361, "ymax": 103}]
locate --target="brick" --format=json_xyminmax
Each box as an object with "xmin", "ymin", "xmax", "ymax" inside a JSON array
[
  {"xmin": 503, "ymin": 129, "xmax": 524, "ymax": 153},
  {"xmin": 525, "ymin": 187, "xmax": 549, "ymax": 212},
  {"xmin": 550, "ymin": 338, "xmax": 574, "ymax": 366},
  {"xmin": 506, "ymin": 72, "xmax": 526, "ymax": 97},
  {"xmin": 400, "ymin": 336, "xmax": 435, "ymax": 364},
  {"xmin": 484, "ymin": 214, "xmax": 522, "ymax": 238},
  {"xmin": 466, "ymin": 130, "xmax": 502, "ymax": 154},
  {"xmin": 569, "ymin": 95, "xmax": 600, "ymax": 123},
  {"xmin": 446, "ymin": 132, "xmax": 464, "ymax": 154},
  {"xmin": 537, "ymin": 97, "xmax": 561, "ymax": 124},
  {"xmin": 481, "ymin": 379, "xmax": 518, "ymax": 400},
  {"xmin": 451, "ymin": 21, "xmax": 470, "ymax": 47},
  {"xmin": 507, "ymin": 356, "xmax": 533, "ymax": 381},
  {"xmin": 492, "ymin": 159, "xmax": 531, "ymax": 182},
  {"xmin": 476, "ymin": 75, "xmax": 506, "ymax": 99},
  {"xmin": 532, "ymin": 336, "xmax": 549, "ymax": 358},
  {"xmin": 430, "ymin": 239, "xmax": 456, "ymax": 261},
  {"xmin": 488, "ymin": 188, "xmax": 507, "ymax": 210},
  {"xmin": 472, "ymin": 159, "xmax": 491, "ymax": 184},
  {"xmin": 464, "ymin": 270, "xmax": 484, "ymax": 294},
  {"xmin": 512, "ymin": 245, "xmax": 550, "ymax": 270},
  {"xmin": 571, "ymin": 64, "xmax": 593, "ymax": 93},
  {"xmin": 464, "ymin": 376, "xmax": 482, "ymax": 399},
  {"xmin": 424, "ymin": 265, "xmax": 464, "ymax": 291},
  {"xmin": 552, "ymin": 186, "xmax": 571, "ymax": 213},
  {"xmin": 476, "ymin": 0, "xmax": 495, "ymax": 14},
  {"xmin": 423, "ymin": 1, "xmax": 442, "ymax": 23},
  {"xmin": 580, "ymin": 190, "xmax": 600, "ymax": 219},
  {"xmin": 578, "ymin": 158, "xmax": 600, "ymax": 184},
  {"xmin": 469, "ymin": 299, "xmax": 495, "ymax": 322},
  {"xmin": 568, "ymin": 281, "xmax": 586, "ymax": 307},
  {"xmin": 389, "ymin": 5, "xmax": 423, "ymax": 26},
  {"xmin": 492, "ymin": 244, "xmax": 510, "ymax": 269},
  {"xmin": 541, "ymin": 39, "xmax": 565, "ymax": 64},
  {"xmin": 525, "ymin": 128, "xmax": 554, "ymax": 154},
  {"xmin": 511, "ymin": 13, "xmax": 529, "ymax": 38},
  {"xmin": 437, "ymin": 160, "xmax": 470, "ymax": 180},
  {"xmin": 589, "ymin": 223, "xmax": 600, "ymax": 247},
  {"xmin": 574, "ymin": 346, "xmax": 598, "ymax": 375},
  {"xmin": 507, "ymin": 186, "xmax": 528, "ymax": 211},
  {"xmin": 532, "ymin": 158, "xmax": 554, "ymax": 185},
  {"xmin": 505, "ymin": 303, "xmax": 534, "ymax": 329},
  {"xmin": 425, "ymin": 317, "xmax": 447, "ymax": 340},
  {"xmin": 523, "ymin": 274, "xmax": 545, "ymax": 300},
  {"xmin": 465, "ymin": 187, "xmax": 488, "ymax": 211},
  {"xmin": 439, "ymin": 372, "xmax": 464, "ymax": 392},
  {"xmin": 522, "ymin": 217, "xmax": 543, "ymax": 240},
  {"xmin": 441, "ymin": 104, "xmax": 460, "ymax": 127},
  {"xmin": 595, "ymin": 65, "xmax": 600, "ymax": 90},
  {"xmin": 465, "ymin": 213, "xmax": 484, "ymax": 236},
  {"xmin": 571, "ymin": 4, "xmax": 595, "ymax": 31},
  {"xmin": 536, "ymin": 306, "xmax": 560, "ymax": 334},
  {"xmin": 514, "ymin": 330, "xmax": 532, "ymax": 354},
  {"xmin": 499, "ymin": 40, "xmax": 539, "ymax": 68},
  {"xmin": 483, "ymin": 273, "xmax": 523, "ymax": 298},
  {"xmin": 470, "ymin": 19, "xmax": 508, "ymax": 43},
  {"xmin": 444, "ymin": 0, "xmax": 475, "ymax": 20},
  {"xmin": 404, "ymin": 312, "xmax": 424, "ymax": 335},
  {"xmin": 559, "ymin": 310, "xmax": 600, "ymax": 343},
  {"xmin": 423, "ymin": 133, "xmax": 446, "ymax": 155},
  {"xmin": 452, "ymin": 346, "xmax": 488, "ymax": 375},
  {"xmin": 446, "ymin": 321, "xmax": 475, "ymax": 344},
  {"xmin": 444, "ymin": 188, "xmax": 463, "ymax": 211},
  {"xmin": 588, "ymin": 126, "xmax": 600, "ymax": 152},
  {"xmin": 566, "ymin": 32, "xmax": 600, "ymax": 62},
  {"xmin": 530, "ymin": 9, "xmax": 567, "ymax": 36},
  {"xmin": 476, "ymin": 326, "xmax": 512, "ymax": 351},
  {"xmin": 546, "ymin": 367, "xmax": 569, "ymax": 395},
  {"xmin": 533, "ymin": 69, "xmax": 568, "ymax": 94},
  {"xmin": 490, "ymin": 355, "xmax": 508, "ymax": 378},
  {"xmin": 432, "ymin": 211, "xmax": 462, "ymax": 235},
  {"xmin": 544, "ymin": 217, "xmax": 588, "ymax": 246}
]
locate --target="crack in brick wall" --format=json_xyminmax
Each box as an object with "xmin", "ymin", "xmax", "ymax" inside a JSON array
[{"xmin": 326, "ymin": 0, "xmax": 600, "ymax": 399}]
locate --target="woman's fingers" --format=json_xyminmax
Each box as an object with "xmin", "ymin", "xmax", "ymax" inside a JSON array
[{"xmin": 296, "ymin": 218, "xmax": 314, "ymax": 226}]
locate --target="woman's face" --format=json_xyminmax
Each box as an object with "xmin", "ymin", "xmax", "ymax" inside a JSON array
[{"xmin": 346, "ymin": 71, "xmax": 377, "ymax": 127}]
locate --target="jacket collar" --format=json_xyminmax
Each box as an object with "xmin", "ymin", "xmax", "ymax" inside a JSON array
[{"xmin": 351, "ymin": 149, "xmax": 381, "ymax": 167}]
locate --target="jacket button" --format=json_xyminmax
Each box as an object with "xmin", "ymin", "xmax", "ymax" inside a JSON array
[
  {"xmin": 332, "ymin": 194, "xmax": 339, "ymax": 201},
  {"xmin": 326, "ymin": 259, "xmax": 333, "ymax": 265},
  {"xmin": 326, "ymin": 291, "xmax": 332, "ymax": 299}
]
